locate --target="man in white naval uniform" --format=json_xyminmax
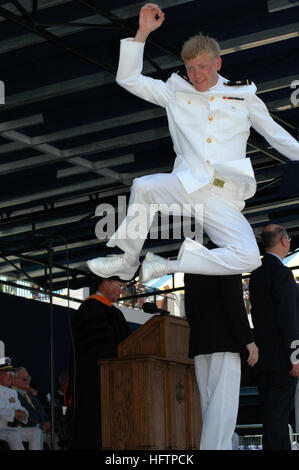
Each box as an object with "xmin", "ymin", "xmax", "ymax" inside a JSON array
[
  {"xmin": 87, "ymin": 3, "xmax": 299, "ymax": 282},
  {"xmin": 0, "ymin": 358, "xmax": 43, "ymax": 450}
]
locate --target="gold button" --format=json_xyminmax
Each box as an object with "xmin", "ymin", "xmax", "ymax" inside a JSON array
[
  {"xmin": 206, "ymin": 138, "xmax": 212, "ymax": 143},
  {"xmin": 208, "ymin": 115, "xmax": 213, "ymax": 121},
  {"xmin": 206, "ymin": 160, "xmax": 211, "ymax": 164},
  {"xmin": 209, "ymin": 96, "xmax": 214, "ymax": 101}
]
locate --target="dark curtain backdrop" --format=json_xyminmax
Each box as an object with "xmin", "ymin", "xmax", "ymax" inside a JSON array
[
  {"xmin": 0, "ymin": 292, "xmax": 140, "ymax": 396},
  {"xmin": 0, "ymin": 291, "xmax": 75, "ymax": 395}
]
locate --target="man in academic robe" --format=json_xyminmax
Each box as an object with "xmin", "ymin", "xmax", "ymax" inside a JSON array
[{"xmin": 67, "ymin": 277, "xmax": 131, "ymax": 450}]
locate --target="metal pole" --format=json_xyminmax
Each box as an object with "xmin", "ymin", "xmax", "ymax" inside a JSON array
[{"xmin": 48, "ymin": 241, "xmax": 55, "ymax": 450}]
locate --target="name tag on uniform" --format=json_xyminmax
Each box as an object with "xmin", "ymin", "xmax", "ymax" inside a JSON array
[
  {"xmin": 9, "ymin": 397, "xmax": 16, "ymax": 403},
  {"xmin": 213, "ymin": 178, "xmax": 225, "ymax": 188}
]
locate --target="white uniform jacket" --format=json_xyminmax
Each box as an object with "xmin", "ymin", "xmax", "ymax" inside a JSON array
[
  {"xmin": 116, "ymin": 38, "xmax": 299, "ymax": 200},
  {"xmin": 0, "ymin": 384, "xmax": 28, "ymax": 428}
]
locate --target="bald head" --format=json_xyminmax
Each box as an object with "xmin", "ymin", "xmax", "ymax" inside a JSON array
[{"xmin": 261, "ymin": 224, "xmax": 290, "ymax": 259}]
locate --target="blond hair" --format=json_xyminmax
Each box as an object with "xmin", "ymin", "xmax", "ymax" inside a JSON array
[{"xmin": 181, "ymin": 33, "xmax": 221, "ymax": 61}]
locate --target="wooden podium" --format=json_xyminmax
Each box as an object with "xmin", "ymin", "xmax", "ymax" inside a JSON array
[{"xmin": 99, "ymin": 315, "xmax": 202, "ymax": 450}]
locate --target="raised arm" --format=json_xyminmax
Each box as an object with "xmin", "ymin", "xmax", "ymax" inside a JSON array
[
  {"xmin": 134, "ymin": 3, "xmax": 165, "ymax": 43},
  {"xmin": 116, "ymin": 3, "xmax": 171, "ymax": 107}
]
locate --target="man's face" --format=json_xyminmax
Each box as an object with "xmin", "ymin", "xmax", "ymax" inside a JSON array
[
  {"xmin": 107, "ymin": 280, "xmax": 125, "ymax": 303},
  {"xmin": 281, "ymin": 232, "xmax": 291, "ymax": 259},
  {"xmin": 0, "ymin": 371, "xmax": 13, "ymax": 387},
  {"xmin": 12, "ymin": 369, "xmax": 31, "ymax": 391},
  {"xmin": 184, "ymin": 51, "xmax": 221, "ymax": 92}
]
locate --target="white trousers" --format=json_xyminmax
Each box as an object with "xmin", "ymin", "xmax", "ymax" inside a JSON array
[
  {"xmin": 0, "ymin": 426, "xmax": 44, "ymax": 450},
  {"xmin": 194, "ymin": 352, "xmax": 241, "ymax": 450},
  {"xmin": 107, "ymin": 173, "xmax": 261, "ymax": 275}
]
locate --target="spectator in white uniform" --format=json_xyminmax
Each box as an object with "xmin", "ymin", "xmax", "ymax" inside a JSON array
[{"xmin": 0, "ymin": 358, "xmax": 43, "ymax": 450}]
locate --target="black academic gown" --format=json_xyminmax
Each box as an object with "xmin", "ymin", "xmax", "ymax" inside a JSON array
[{"xmin": 67, "ymin": 295, "xmax": 131, "ymax": 450}]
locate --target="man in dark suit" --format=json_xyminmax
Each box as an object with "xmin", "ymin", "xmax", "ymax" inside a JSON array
[
  {"xmin": 249, "ymin": 224, "xmax": 299, "ymax": 450},
  {"xmin": 67, "ymin": 277, "xmax": 131, "ymax": 450},
  {"xmin": 184, "ymin": 271, "xmax": 258, "ymax": 450}
]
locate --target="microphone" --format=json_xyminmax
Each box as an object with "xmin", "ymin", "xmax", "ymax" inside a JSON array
[{"xmin": 142, "ymin": 302, "xmax": 170, "ymax": 316}]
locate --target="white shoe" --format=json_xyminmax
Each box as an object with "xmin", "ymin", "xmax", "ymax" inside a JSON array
[
  {"xmin": 87, "ymin": 254, "xmax": 139, "ymax": 281},
  {"xmin": 139, "ymin": 252, "xmax": 169, "ymax": 283}
]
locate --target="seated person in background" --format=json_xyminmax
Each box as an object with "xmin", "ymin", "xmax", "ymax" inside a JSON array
[
  {"xmin": 54, "ymin": 371, "xmax": 70, "ymax": 450},
  {"xmin": 55, "ymin": 371, "xmax": 69, "ymax": 407},
  {"xmin": 30, "ymin": 381, "xmax": 51, "ymax": 417},
  {"xmin": 12, "ymin": 367, "xmax": 51, "ymax": 439},
  {"xmin": 0, "ymin": 358, "xmax": 43, "ymax": 450}
]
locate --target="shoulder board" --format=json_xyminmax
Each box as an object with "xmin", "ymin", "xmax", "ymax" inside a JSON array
[
  {"xmin": 175, "ymin": 70, "xmax": 193, "ymax": 85},
  {"xmin": 224, "ymin": 80, "xmax": 252, "ymax": 86}
]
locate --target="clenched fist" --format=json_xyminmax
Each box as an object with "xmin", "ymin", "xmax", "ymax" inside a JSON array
[{"xmin": 135, "ymin": 3, "xmax": 165, "ymax": 43}]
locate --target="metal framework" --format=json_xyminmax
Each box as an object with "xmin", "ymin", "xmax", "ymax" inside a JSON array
[{"xmin": 0, "ymin": 1, "xmax": 298, "ymax": 447}]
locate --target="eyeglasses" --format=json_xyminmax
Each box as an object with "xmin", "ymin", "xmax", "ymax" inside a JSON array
[
  {"xmin": 281, "ymin": 233, "xmax": 291, "ymax": 243},
  {"xmin": 110, "ymin": 281, "xmax": 125, "ymax": 290},
  {"xmin": 19, "ymin": 376, "xmax": 31, "ymax": 382}
]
